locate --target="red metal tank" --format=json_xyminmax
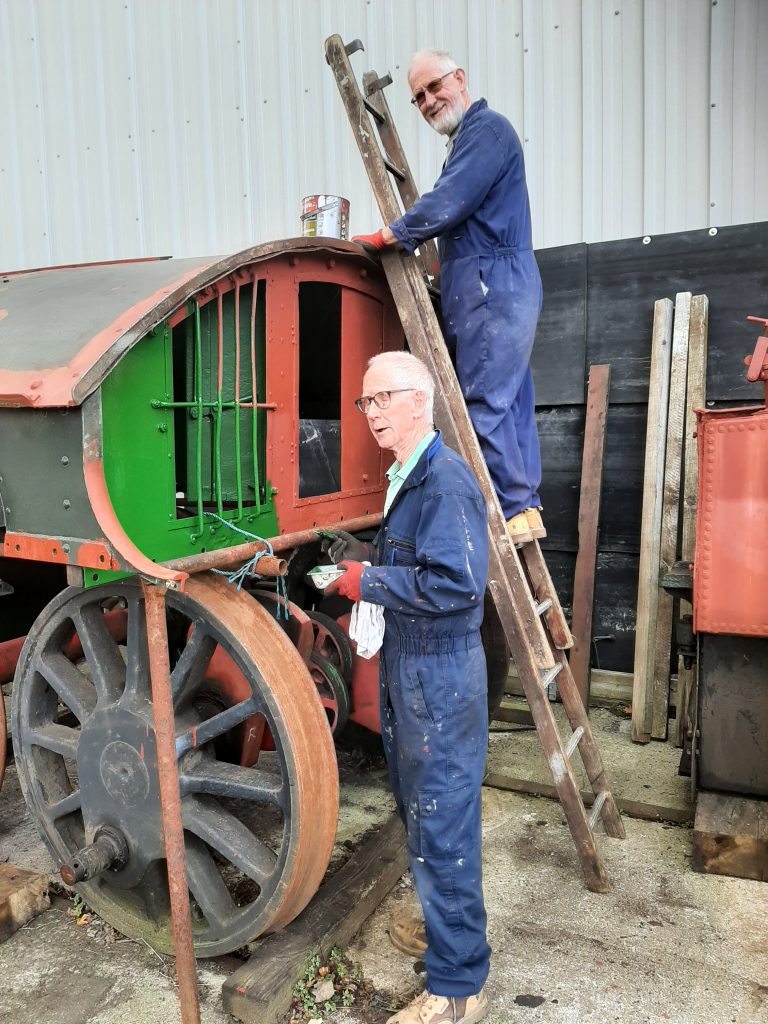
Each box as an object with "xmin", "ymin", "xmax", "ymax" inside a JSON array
[{"xmin": 693, "ymin": 317, "xmax": 768, "ymax": 636}]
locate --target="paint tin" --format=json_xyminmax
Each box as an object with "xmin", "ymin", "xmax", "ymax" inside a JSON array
[{"xmin": 300, "ymin": 195, "xmax": 350, "ymax": 240}]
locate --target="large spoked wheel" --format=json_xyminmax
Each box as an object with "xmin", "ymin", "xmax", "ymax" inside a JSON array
[{"xmin": 10, "ymin": 574, "xmax": 339, "ymax": 957}]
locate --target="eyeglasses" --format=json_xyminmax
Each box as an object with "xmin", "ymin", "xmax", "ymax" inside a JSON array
[
  {"xmin": 354, "ymin": 389, "xmax": 415, "ymax": 414},
  {"xmin": 410, "ymin": 70, "xmax": 456, "ymax": 107}
]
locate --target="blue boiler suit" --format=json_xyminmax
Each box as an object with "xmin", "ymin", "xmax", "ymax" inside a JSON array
[
  {"xmin": 359, "ymin": 432, "xmax": 491, "ymax": 997},
  {"xmin": 390, "ymin": 99, "xmax": 543, "ymax": 519}
]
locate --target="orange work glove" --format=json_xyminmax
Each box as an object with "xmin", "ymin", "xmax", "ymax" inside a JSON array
[
  {"xmin": 326, "ymin": 561, "xmax": 365, "ymax": 602},
  {"xmin": 351, "ymin": 229, "xmax": 389, "ymax": 253}
]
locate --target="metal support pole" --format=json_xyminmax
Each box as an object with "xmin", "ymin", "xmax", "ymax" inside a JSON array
[{"xmin": 142, "ymin": 580, "xmax": 201, "ymax": 1024}]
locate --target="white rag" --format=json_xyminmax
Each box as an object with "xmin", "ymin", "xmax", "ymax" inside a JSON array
[{"xmin": 348, "ymin": 564, "xmax": 385, "ymax": 659}]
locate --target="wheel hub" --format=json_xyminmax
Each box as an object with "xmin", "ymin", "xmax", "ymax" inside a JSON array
[{"xmin": 78, "ymin": 708, "xmax": 164, "ymax": 887}]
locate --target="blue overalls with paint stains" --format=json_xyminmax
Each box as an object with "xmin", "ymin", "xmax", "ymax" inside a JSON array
[
  {"xmin": 359, "ymin": 432, "xmax": 491, "ymax": 997},
  {"xmin": 390, "ymin": 98, "xmax": 543, "ymax": 519}
]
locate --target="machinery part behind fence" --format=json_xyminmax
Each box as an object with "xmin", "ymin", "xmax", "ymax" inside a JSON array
[
  {"xmin": 308, "ymin": 652, "xmax": 351, "ymax": 736},
  {"xmin": 11, "ymin": 575, "xmax": 339, "ymax": 956},
  {"xmin": 306, "ymin": 610, "xmax": 354, "ymax": 686}
]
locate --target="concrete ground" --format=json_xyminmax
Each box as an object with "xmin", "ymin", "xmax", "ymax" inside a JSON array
[{"xmin": 1, "ymin": 707, "xmax": 767, "ymax": 1024}]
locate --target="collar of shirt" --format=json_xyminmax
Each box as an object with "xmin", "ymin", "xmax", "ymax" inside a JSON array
[
  {"xmin": 384, "ymin": 430, "xmax": 437, "ymax": 516},
  {"xmin": 386, "ymin": 430, "xmax": 437, "ymax": 484}
]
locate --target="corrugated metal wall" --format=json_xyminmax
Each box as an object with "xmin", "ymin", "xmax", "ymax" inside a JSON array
[{"xmin": 1, "ymin": 0, "xmax": 766, "ymax": 271}]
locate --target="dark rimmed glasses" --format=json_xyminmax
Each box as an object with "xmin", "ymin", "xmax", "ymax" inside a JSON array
[
  {"xmin": 354, "ymin": 389, "xmax": 415, "ymax": 414},
  {"xmin": 410, "ymin": 70, "xmax": 457, "ymax": 107}
]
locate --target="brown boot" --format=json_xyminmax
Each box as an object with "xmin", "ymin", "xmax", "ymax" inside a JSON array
[
  {"xmin": 386, "ymin": 988, "xmax": 488, "ymax": 1024},
  {"xmin": 389, "ymin": 914, "xmax": 428, "ymax": 957},
  {"xmin": 524, "ymin": 506, "xmax": 546, "ymax": 540},
  {"xmin": 506, "ymin": 511, "xmax": 533, "ymax": 545}
]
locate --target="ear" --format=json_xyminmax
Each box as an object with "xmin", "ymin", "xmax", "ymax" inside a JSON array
[
  {"xmin": 412, "ymin": 390, "xmax": 427, "ymax": 417},
  {"xmin": 455, "ymin": 68, "xmax": 468, "ymax": 89}
]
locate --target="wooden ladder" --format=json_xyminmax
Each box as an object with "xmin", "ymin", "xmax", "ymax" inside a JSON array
[{"xmin": 325, "ymin": 35, "xmax": 625, "ymax": 892}]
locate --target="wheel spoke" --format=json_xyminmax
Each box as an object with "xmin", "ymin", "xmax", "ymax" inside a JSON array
[
  {"xmin": 122, "ymin": 596, "xmax": 150, "ymax": 707},
  {"xmin": 171, "ymin": 624, "xmax": 217, "ymax": 707},
  {"xmin": 71, "ymin": 604, "xmax": 125, "ymax": 705},
  {"xmin": 184, "ymin": 834, "xmax": 239, "ymax": 930},
  {"xmin": 175, "ymin": 697, "xmax": 260, "ymax": 757},
  {"xmin": 183, "ymin": 796, "xmax": 278, "ymax": 885},
  {"xmin": 28, "ymin": 723, "xmax": 80, "ymax": 759},
  {"xmin": 35, "ymin": 652, "xmax": 97, "ymax": 723},
  {"xmin": 180, "ymin": 757, "xmax": 284, "ymax": 807},
  {"xmin": 46, "ymin": 789, "xmax": 82, "ymax": 820}
]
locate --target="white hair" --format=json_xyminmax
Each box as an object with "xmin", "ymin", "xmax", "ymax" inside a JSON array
[
  {"xmin": 366, "ymin": 351, "xmax": 435, "ymax": 420},
  {"xmin": 407, "ymin": 48, "xmax": 459, "ymax": 82}
]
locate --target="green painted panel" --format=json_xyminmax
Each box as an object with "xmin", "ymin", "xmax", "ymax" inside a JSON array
[
  {"xmin": 174, "ymin": 282, "xmax": 268, "ymax": 509},
  {"xmin": 100, "ymin": 291, "xmax": 277, "ymax": 580}
]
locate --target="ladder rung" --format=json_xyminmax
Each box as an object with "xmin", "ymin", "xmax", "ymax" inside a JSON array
[
  {"xmin": 535, "ymin": 598, "xmax": 553, "ymax": 616},
  {"xmin": 564, "ymin": 725, "xmax": 585, "ymax": 759},
  {"xmin": 588, "ymin": 790, "xmax": 609, "ymax": 829},
  {"xmin": 382, "ymin": 156, "xmax": 406, "ymax": 181},
  {"xmin": 363, "ymin": 98, "xmax": 385, "ymax": 124},
  {"xmin": 540, "ymin": 662, "xmax": 562, "ymax": 689}
]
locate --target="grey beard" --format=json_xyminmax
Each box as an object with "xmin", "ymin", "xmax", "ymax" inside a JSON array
[{"xmin": 430, "ymin": 103, "xmax": 464, "ymax": 136}]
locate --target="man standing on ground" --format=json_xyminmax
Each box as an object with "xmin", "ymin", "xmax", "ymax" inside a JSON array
[
  {"xmin": 325, "ymin": 351, "xmax": 491, "ymax": 1024},
  {"xmin": 353, "ymin": 48, "xmax": 544, "ymax": 545}
]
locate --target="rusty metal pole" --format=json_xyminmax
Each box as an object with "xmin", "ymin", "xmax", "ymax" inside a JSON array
[{"xmin": 142, "ymin": 580, "xmax": 201, "ymax": 1024}]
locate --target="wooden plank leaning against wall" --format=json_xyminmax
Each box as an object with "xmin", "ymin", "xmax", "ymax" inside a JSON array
[
  {"xmin": 631, "ymin": 299, "xmax": 674, "ymax": 743},
  {"xmin": 675, "ymin": 295, "xmax": 709, "ymax": 747},
  {"xmin": 651, "ymin": 293, "xmax": 693, "ymax": 739},
  {"xmin": 569, "ymin": 364, "xmax": 611, "ymax": 709}
]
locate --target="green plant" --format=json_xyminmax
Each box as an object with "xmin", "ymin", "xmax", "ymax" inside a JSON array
[{"xmin": 290, "ymin": 947, "xmax": 365, "ymax": 1021}]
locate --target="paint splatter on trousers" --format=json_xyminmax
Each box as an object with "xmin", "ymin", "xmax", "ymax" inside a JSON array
[{"xmin": 380, "ymin": 631, "xmax": 491, "ymax": 997}]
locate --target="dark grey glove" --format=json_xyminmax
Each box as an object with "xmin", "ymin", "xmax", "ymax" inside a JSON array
[{"xmin": 321, "ymin": 530, "xmax": 372, "ymax": 565}]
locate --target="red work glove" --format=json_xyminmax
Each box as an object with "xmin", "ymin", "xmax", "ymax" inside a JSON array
[
  {"xmin": 351, "ymin": 229, "xmax": 389, "ymax": 253},
  {"xmin": 326, "ymin": 561, "xmax": 365, "ymax": 602}
]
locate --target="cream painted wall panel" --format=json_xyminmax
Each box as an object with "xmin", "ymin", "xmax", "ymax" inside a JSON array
[
  {"xmin": 582, "ymin": 0, "xmax": 645, "ymax": 242},
  {"xmin": 0, "ymin": 0, "xmax": 766, "ymax": 271},
  {"xmin": 709, "ymin": 0, "xmax": 768, "ymax": 226},
  {"xmin": 643, "ymin": 0, "xmax": 710, "ymax": 235}
]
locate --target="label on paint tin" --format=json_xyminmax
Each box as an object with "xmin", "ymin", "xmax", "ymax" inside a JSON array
[{"xmin": 300, "ymin": 195, "xmax": 350, "ymax": 240}]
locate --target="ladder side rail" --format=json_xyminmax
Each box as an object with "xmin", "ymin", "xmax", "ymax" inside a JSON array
[
  {"xmin": 361, "ymin": 70, "xmax": 441, "ymax": 282},
  {"xmin": 520, "ymin": 543, "xmax": 573, "ymax": 650},
  {"xmin": 551, "ymin": 650, "xmax": 626, "ymax": 839},
  {"xmin": 513, "ymin": 665, "xmax": 610, "ymax": 893}
]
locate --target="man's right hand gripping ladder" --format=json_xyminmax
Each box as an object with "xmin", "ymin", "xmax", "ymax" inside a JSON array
[{"xmin": 325, "ymin": 34, "xmax": 626, "ymax": 893}]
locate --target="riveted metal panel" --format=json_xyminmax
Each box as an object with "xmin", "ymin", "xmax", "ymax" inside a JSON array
[{"xmin": 694, "ymin": 405, "xmax": 768, "ymax": 637}]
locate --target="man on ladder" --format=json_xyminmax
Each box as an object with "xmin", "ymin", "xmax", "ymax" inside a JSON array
[{"xmin": 353, "ymin": 47, "xmax": 545, "ymax": 546}]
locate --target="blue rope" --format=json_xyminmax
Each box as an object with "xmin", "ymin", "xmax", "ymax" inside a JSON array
[{"xmin": 204, "ymin": 512, "xmax": 289, "ymax": 620}]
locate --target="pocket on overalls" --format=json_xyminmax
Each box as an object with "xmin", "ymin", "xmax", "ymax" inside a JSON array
[
  {"xmin": 387, "ymin": 536, "xmax": 416, "ymax": 567},
  {"xmin": 403, "ymin": 663, "xmax": 437, "ymax": 726},
  {"xmin": 416, "ymin": 785, "xmax": 475, "ymax": 859}
]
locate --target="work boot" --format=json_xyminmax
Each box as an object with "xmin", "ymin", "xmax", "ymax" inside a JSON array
[
  {"xmin": 524, "ymin": 506, "xmax": 547, "ymax": 540},
  {"xmin": 389, "ymin": 914, "xmax": 428, "ymax": 957},
  {"xmin": 386, "ymin": 988, "xmax": 488, "ymax": 1024},
  {"xmin": 506, "ymin": 511, "xmax": 533, "ymax": 545}
]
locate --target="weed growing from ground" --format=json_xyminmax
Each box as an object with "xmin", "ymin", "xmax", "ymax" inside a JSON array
[{"xmin": 290, "ymin": 947, "xmax": 365, "ymax": 1020}]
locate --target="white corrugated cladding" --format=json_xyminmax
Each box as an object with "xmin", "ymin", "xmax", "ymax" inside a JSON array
[{"xmin": 1, "ymin": 0, "xmax": 766, "ymax": 271}]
